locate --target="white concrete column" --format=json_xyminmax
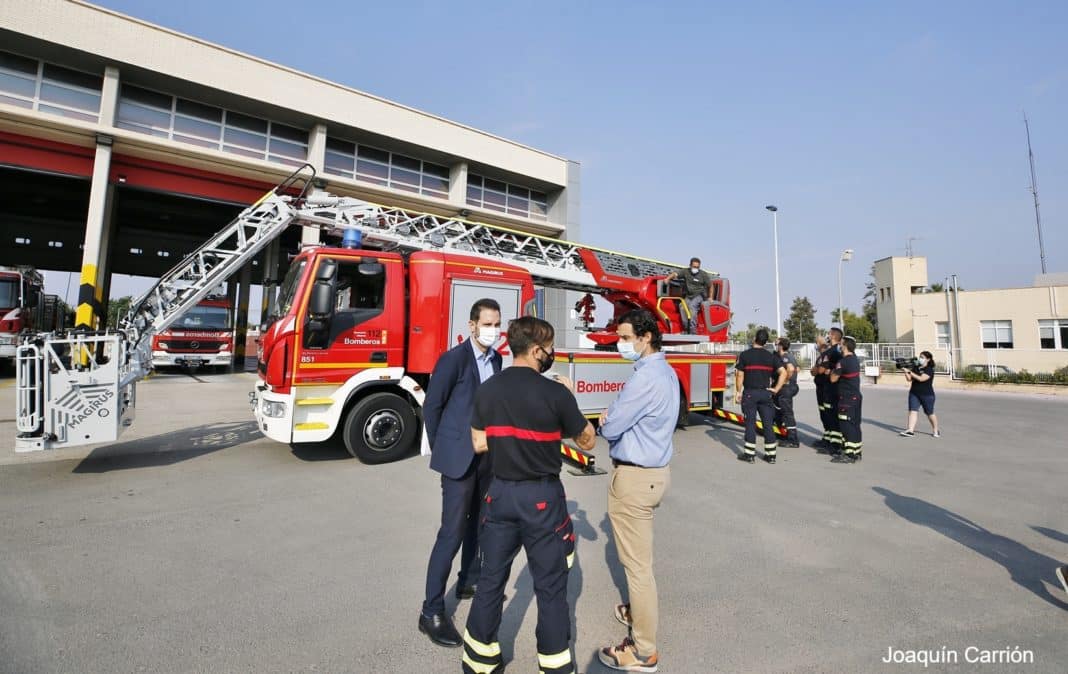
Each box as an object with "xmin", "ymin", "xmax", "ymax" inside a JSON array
[
  {"xmin": 302, "ymin": 123, "xmax": 328, "ymax": 247},
  {"xmin": 449, "ymin": 161, "xmax": 469, "ymax": 206},
  {"xmin": 99, "ymin": 65, "xmax": 120, "ymax": 127},
  {"xmin": 75, "ymin": 134, "xmax": 116, "ymax": 329},
  {"xmin": 544, "ymin": 161, "xmax": 582, "ymax": 346}
]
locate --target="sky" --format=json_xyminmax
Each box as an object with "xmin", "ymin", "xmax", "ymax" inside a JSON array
[{"xmin": 54, "ymin": 0, "xmax": 1068, "ymax": 330}]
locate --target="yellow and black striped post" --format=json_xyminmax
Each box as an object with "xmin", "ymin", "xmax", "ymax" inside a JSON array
[
  {"xmin": 74, "ymin": 263, "xmax": 103, "ymax": 330},
  {"xmin": 710, "ymin": 407, "xmax": 788, "ymax": 438},
  {"xmin": 560, "ymin": 442, "xmax": 606, "ymax": 476}
]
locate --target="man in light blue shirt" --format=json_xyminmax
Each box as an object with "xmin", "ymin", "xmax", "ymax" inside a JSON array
[{"xmin": 596, "ymin": 310, "xmax": 678, "ymax": 672}]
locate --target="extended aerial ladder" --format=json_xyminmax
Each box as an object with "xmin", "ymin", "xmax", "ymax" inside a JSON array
[{"xmin": 15, "ymin": 165, "xmax": 726, "ymax": 452}]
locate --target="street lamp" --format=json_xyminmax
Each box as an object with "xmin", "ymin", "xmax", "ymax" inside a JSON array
[
  {"xmin": 765, "ymin": 205, "xmax": 781, "ymax": 336},
  {"xmin": 838, "ymin": 249, "xmax": 854, "ymax": 329}
]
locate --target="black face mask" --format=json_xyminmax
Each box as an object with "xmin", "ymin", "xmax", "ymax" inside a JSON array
[{"xmin": 537, "ymin": 346, "xmax": 556, "ymax": 374}]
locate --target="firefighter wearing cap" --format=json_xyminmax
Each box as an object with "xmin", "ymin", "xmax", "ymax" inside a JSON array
[
  {"xmin": 733, "ymin": 328, "xmax": 788, "ymax": 464},
  {"xmin": 830, "ymin": 335, "xmax": 863, "ymax": 463},
  {"xmin": 462, "ymin": 316, "xmax": 596, "ymax": 674}
]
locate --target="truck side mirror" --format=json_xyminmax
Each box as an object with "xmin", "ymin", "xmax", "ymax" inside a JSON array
[
  {"xmin": 357, "ymin": 262, "xmax": 384, "ymax": 277},
  {"xmin": 308, "ymin": 282, "xmax": 335, "ymax": 317},
  {"xmin": 316, "ymin": 258, "xmax": 338, "ymax": 282}
]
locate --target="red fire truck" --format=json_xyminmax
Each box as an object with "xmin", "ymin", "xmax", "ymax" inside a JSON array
[
  {"xmin": 151, "ymin": 296, "xmax": 235, "ymax": 371},
  {"xmin": 16, "ymin": 168, "xmax": 734, "ymax": 458},
  {"xmin": 252, "ymin": 194, "xmax": 734, "ymax": 463},
  {"xmin": 0, "ymin": 266, "xmax": 45, "ymax": 368}
]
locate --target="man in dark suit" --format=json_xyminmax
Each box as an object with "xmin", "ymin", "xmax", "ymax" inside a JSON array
[{"xmin": 418, "ymin": 298, "xmax": 503, "ymax": 647}]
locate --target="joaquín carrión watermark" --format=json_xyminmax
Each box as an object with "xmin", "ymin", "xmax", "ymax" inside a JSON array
[{"xmin": 883, "ymin": 645, "xmax": 1035, "ymax": 667}]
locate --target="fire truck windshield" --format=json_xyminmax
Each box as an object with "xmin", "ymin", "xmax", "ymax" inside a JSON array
[
  {"xmin": 275, "ymin": 259, "xmax": 307, "ymax": 317},
  {"xmin": 177, "ymin": 305, "xmax": 232, "ymax": 330},
  {"xmin": 0, "ymin": 279, "xmax": 18, "ymax": 309}
]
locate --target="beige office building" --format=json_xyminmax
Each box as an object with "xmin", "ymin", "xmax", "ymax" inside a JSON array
[{"xmin": 874, "ymin": 256, "xmax": 1068, "ymax": 374}]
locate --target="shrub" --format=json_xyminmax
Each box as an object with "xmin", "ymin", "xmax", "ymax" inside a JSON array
[
  {"xmin": 1053, "ymin": 365, "xmax": 1068, "ymax": 385},
  {"xmin": 962, "ymin": 369, "xmax": 988, "ymax": 383},
  {"xmin": 1013, "ymin": 370, "xmax": 1036, "ymax": 384}
]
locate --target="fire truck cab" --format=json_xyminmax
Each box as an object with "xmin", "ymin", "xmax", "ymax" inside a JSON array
[
  {"xmin": 151, "ymin": 296, "xmax": 235, "ymax": 371},
  {"xmin": 253, "ymin": 245, "xmax": 732, "ymax": 464},
  {"xmin": 0, "ymin": 266, "xmax": 44, "ymax": 367}
]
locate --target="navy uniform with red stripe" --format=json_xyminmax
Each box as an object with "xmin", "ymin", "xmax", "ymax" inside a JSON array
[
  {"xmin": 822, "ymin": 342, "xmax": 844, "ymax": 452},
  {"xmin": 463, "ymin": 366, "xmax": 588, "ymax": 674},
  {"xmin": 734, "ymin": 344, "xmax": 785, "ymax": 463},
  {"xmin": 832, "ymin": 347, "xmax": 863, "ymax": 462}
]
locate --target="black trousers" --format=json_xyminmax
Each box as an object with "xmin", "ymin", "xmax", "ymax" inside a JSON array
[
  {"xmin": 463, "ymin": 477, "xmax": 575, "ymax": 674},
  {"xmin": 820, "ymin": 385, "xmax": 841, "ymax": 449},
  {"xmin": 741, "ymin": 388, "xmax": 778, "ymax": 455},
  {"xmin": 837, "ymin": 394, "xmax": 863, "ymax": 455},
  {"xmin": 422, "ymin": 455, "xmax": 491, "ymax": 617},
  {"xmin": 774, "ymin": 383, "xmax": 799, "ymax": 430}
]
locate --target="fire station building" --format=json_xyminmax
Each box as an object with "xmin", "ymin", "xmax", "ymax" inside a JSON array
[{"xmin": 0, "ymin": 0, "xmax": 580, "ymax": 347}]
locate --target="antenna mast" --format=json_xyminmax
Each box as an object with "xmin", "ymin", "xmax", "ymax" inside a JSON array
[{"xmin": 1024, "ymin": 114, "xmax": 1048, "ymax": 274}]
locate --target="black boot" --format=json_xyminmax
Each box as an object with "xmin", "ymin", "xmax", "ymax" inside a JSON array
[
  {"xmin": 762, "ymin": 453, "xmax": 777, "ymax": 464},
  {"xmin": 784, "ymin": 429, "xmax": 800, "ymax": 448},
  {"xmin": 737, "ymin": 453, "xmax": 755, "ymax": 464}
]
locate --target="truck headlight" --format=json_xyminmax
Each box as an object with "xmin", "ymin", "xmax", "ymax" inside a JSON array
[
  {"xmin": 262, "ymin": 400, "xmax": 287, "ymax": 418},
  {"xmin": 157, "ymin": 342, "xmax": 169, "ymax": 349}
]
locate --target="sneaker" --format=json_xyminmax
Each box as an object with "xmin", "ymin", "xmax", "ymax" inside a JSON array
[
  {"xmin": 899, "ymin": 430, "xmax": 915, "ymax": 437},
  {"xmin": 614, "ymin": 603, "xmax": 633, "ymax": 628},
  {"xmin": 598, "ymin": 637, "xmax": 659, "ymax": 672},
  {"xmin": 1056, "ymin": 565, "xmax": 1068, "ymax": 595},
  {"xmin": 932, "ymin": 431, "xmax": 941, "ymax": 438}
]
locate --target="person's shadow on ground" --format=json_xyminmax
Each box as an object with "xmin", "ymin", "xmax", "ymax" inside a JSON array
[{"xmin": 873, "ymin": 487, "xmax": 1068, "ymax": 609}]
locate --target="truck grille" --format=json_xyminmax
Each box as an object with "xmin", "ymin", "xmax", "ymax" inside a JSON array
[{"xmin": 167, "ymin": 340, "xmax": 225, "ymax": 353}]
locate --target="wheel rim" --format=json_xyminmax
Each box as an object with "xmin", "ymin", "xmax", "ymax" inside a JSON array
[{"xmin": 363, "ymin": 410, "xmax": 404, "ymax": 452}]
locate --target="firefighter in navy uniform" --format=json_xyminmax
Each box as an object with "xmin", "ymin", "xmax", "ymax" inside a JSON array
[
  {"xmin": 816, "ymin": 327, "xmax": 844, "ymax": 454},
  {"xmin": 733, "ymin": 328, "xmax": 789, "ymax": 464},
  {"xmin": 810, "ymin": 337, "xmax": 832, "ymax": 450},
  {"xmin": 830, "ymin": 336, "xmax": 863, "ymax": 463},
  {"xmin": 773, "ymin": 337, "xmax": 800, "ymax": 448},
  {"xmin": 462, "ymin": 316, "xmax": 596, "ymax": 674}
]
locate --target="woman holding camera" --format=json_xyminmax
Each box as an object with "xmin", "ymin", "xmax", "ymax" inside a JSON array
[{"xmin": 900, "ymin": 351, "xmax": 940, "ymax": 438}]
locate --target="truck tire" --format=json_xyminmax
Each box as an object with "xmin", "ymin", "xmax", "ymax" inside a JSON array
[{"xmin": 342, "ymin": 392, "xmax": 418, "ymax": 464}]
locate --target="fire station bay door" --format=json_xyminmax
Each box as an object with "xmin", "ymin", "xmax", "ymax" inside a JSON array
[{"xmin": 448, "ymin": 280, "xmax": 522, "ymax": 366}]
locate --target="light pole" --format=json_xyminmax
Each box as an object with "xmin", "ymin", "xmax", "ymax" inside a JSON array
[
  {"xmin": 765, "ymin": 205, "xmax": 781, "ymax": 336},
  {"xmin": 838, "ymin": 249, "xmax": 854, "ymax": 329}
]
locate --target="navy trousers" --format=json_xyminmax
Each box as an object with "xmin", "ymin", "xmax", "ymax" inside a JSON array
[
  {"xmin": 463, "ymin": 477, "xmax": 575, "ymax": 674},
  {"xmin": 422, "ymin": 455, "xmax": 491, "ymax": 617},
  {"xmin": 741, "ymin": 388, "xmax": 778, "ymax": 456}
]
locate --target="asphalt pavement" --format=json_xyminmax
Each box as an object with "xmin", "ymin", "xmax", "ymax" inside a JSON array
[{"xmin": 1, "ymin": 371, "xmax": 1066, "ymax": 673}]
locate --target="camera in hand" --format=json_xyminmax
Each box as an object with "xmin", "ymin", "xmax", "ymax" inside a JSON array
[{"xmin": 894, "ymin": 356, "xmax": 921, "ymax": 372}]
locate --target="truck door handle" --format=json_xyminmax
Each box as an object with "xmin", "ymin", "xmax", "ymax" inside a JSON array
[{"xmin": 370, "ymin": 351, "xmax": 387, "ymax": 363}]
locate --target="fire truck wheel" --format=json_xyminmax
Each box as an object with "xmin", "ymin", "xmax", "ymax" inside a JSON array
[{"xmin": 342, "ymin": 392, "xmax": 418, "ymax": 464}]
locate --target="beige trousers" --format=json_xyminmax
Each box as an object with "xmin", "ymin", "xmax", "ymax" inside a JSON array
[{"xmin": 607, "ymin": 464, "xmax": 670, "ymax": 656}]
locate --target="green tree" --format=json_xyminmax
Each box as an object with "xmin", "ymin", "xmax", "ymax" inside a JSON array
[
  {"xmin": 107, "ymin": 295, "xmax": 134, "ymax": 328},
  {"xmin": 831, "ymin": 308, "xmax": 876, "ymax": 343},
  {"xmin": 862, "ymin": 264, "xmax": 879, "ymax": 342},
  {"xmin": 929, "ymin": 282, "xmax": 944, "ymax": 292},
  {"xmin": 730, "ymin": 323, "xmax": 777, "ymax": 344},
  {"xmin": 783, "ymin": 296, "xmax": 819, "ymax": 343}
]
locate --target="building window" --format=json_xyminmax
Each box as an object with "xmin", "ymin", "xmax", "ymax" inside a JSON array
[
  {"xmin": 467, "ymin": 174, "xmax": 548, "ymax": 221},
  {"xmin": 323, "ymin": 137, "xmax": 449, "ymax": 199},
  {"xmin": 0, "ymin": 51, "xmax": 102, "ymax": 123},
  {"xmin": 980, "ymin": 320, "xmax": 1013, "ymax": 349},
  {"xmin": 1039, "ymin": 319, "xmax": 1068, "ymax": 350},
  {"xmin": 935, "ymin": 321, "xmax": 950, "ymax": 348},
  {"xmin": 116, "ymin": 84, "xmax": 307, "ymax": 166}
]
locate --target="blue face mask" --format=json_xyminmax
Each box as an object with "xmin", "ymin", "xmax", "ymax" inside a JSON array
[{"xmin": 617, "ymin": 340, "xmax": 642, "ymax": 361}]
